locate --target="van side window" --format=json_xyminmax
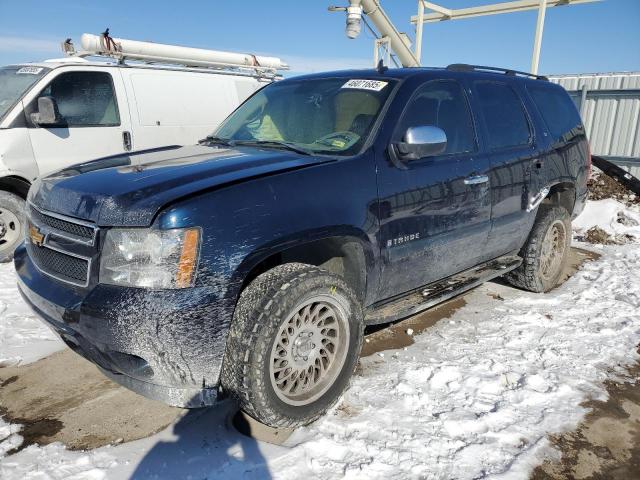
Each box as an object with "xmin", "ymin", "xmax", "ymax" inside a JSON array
[
  {"xmin": 396, "ymin": 80, "xmax": 476, "ymax": 155},
  {"xmin": 527, "ymin": 84, "xmax": 583, "ymax": 142},
  {"xmin": 35, "ymin": 72, "xmax": 120, "ymax": 127},
  {"xmin": 474, "ymin": 82, "xmax": 531, "ymax": 150}
]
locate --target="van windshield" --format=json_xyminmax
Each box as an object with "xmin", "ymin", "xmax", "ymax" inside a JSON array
[
  {"xmin": 0, "ymin": 66, "xmax": 49, "ymax": 122},
  {"xmin": 212, "ymin": 77, "xmax": 396, "ymax": 156}
]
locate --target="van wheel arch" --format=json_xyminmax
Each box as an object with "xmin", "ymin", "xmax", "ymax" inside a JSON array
[{"xmin": 0, "ymin": 176, "xmax": 31, "ymax": 200}]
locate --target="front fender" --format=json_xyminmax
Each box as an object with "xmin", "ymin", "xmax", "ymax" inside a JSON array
[
  {"xmin": 156, "ymin": 151, "xmax": 380, "ymax": 311},
  {"xmin": 0, "ymin": 128, "xmax": 38, "ymax": 181},
  {"xmin": 227, "ymin": 227, "xmax": 376, "ymax": 301}
]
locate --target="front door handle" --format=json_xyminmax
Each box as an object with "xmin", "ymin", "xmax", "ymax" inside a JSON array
[
  {"xmin": 122, "ymin": 131, "xmax": 132, "ymax": 152},
  {"xmin": 464, "ymin": 174, "xmax": 489, "ymax": 185}
]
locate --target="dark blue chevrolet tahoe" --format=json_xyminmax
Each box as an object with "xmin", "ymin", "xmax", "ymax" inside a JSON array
[{"xmin": 15, "ymin": 65, "xmax": 590, "ymax": 427}]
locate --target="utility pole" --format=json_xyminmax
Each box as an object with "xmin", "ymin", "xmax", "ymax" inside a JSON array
[
  {"xmin": 531, "ymin": 0, "xmax": 548, "ymax": 74},
  {"xmin": 415, "ymin": 0, "xmax": 425, "ymax": 63}
]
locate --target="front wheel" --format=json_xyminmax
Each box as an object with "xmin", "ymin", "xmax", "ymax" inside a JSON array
[
  {"xmin": 505, "ymin": 204, "xmax": 572, "ymax": 293},
  {"xmin": 221, "ymin": 263, "xmax": 364, "ymax": 428},
  {"xmin": 0, "ymin": 191, "xmax": 26, "ymax": 263}
]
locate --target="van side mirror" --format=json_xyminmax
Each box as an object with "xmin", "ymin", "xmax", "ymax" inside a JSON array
[
  {"xmin": 395, "ymin": 126, "xmax": 447, "ymax": 160},
  {"xmin": 30, "ymin": 96, "xmax": 62, "ymax": 126}
]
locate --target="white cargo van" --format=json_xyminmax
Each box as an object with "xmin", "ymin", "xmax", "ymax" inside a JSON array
[{"xmin": 0, "ymin": 33, "xmax": 288, "ymax": 260}]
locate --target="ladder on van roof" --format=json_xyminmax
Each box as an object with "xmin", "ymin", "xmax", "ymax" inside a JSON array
[{"xmin": 62, "ymin": 30, "xmax": 289, "ymax": 79}]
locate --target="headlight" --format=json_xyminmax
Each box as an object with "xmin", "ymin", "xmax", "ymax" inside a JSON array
[{"xmin": 99, "ymin": 228, "xmax": 201, "ymax": 289}]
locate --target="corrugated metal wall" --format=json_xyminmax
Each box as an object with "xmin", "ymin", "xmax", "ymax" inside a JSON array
[{"xmin": 548, "ymin": 72, "xmax": 640, "ymax": 178}]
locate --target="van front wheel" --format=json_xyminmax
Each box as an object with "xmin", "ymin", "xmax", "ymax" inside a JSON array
[
  {"xmin": 0, "ymin": 191, "xmax": 25, "ymax": 263},
  {"xmin": 221, "ymin": 263, "xmax": 364, "ymax": 428}
]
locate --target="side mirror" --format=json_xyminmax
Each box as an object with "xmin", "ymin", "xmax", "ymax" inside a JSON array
[
  {"xmin": 395, "ymin": 126, "xmax": 447, "ymax": 160},
  {"xmin": 30, "ymin": 96, "xmax": 62, "ymax": 126}
]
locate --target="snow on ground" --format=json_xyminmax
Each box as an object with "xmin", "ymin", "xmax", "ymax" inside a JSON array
[
  {"xmin": 0, "ymin": 262, "xmax": 63, "ymax": 367},
  {"xmin": 1, "ymin": 199, "xmax": 640, "ymax": 479},
  {"xmin": 281, "ymin": 244, "xmax": 640, "ymax": 479},
  {"xmin": 573, "ymin": 198, "xmax": 640, "ymax": 239}
]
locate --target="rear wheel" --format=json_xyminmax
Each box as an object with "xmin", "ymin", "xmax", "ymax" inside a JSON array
[
  {"xmin": 221, "ymin": 263, "xmax": 364, "ymax": 428},
  {"xmin": 505, "ymin": 205, "xmax": 571, "ymax": 293},
  {"xmin": 0, "ymin": 191, "xmax": 25, "ymax": 263}
]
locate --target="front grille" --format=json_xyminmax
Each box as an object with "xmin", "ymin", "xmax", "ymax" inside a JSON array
[
  {"xmin": 29, "ymin": 206, "xmax": 94, "ymax": 241},
  {"xmin": 26, "ymin": 205, "xmax": 95, "ymax": 287},
  {"xmin": 27, "ymin": 242, "xmax": 89, "ymax": 286}
]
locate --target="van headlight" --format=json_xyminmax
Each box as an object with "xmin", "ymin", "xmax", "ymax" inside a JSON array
[{"xmin": 99, "ymin": 228, "xmax": 201, "ymax": 289}]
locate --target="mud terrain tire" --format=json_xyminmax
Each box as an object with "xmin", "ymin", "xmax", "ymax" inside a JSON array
[
  {"xmin": 221, "ymin": 263, "xmax": 364, "ymax": 428},
  {"xmin": 505, "ymin": 205, "xmax": 572, "ymax": 293}
]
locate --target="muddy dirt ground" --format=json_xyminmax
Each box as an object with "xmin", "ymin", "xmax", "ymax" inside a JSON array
[
  {"xmin": 0, "ymin": 350, "xmax": 181, "ymax": 453},
  {"xmin": 2, "ymin": 247, "xmax": 638, "ymax": 479},
  {"xmin": 531, "ymin": 357, "xmax": 640, "ymax": 480},
  {"xmin": 588, "ymin": 169, "xmax": 639, "ymax": 205}
]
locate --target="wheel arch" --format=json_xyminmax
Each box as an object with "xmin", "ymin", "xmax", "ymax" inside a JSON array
[
  {"xmin": 235, "ymin": 233, "xmax": 374, "ymax": 306},
  {"xmin": 542, "ymin": 181, "xmax": 576, "ymax": 216},
  {"xmin": 0, "ymin": 175, "xmax": 31, "ymax": 200}
]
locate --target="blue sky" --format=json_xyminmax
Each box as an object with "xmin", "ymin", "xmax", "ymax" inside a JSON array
[{"xmin": 0, "ymin": 0, "xmax": 638, "ymax": 75}]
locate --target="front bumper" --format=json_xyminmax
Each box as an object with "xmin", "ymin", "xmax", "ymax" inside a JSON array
[{"xmin": 15, "ymin": 244, "xmax": 232, "ymax": 408}]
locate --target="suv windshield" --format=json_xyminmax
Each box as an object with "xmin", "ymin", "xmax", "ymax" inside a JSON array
[
  {"xmin": 213, "ymin": 77, "xmax": 396, "ymax": 156},
  {"xmin": 0, "ymin": 66, "xmax": 49, "ymax": 122}
]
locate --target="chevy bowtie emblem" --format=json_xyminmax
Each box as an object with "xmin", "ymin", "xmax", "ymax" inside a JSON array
[{"xmin": 29, "ymin": 225, "xmax": 45, "ymax": 247}]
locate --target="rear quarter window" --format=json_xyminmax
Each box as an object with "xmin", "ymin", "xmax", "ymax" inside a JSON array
[{"xmin": 527, "ymin": 84, "xmax": 583, "ymax": 143}]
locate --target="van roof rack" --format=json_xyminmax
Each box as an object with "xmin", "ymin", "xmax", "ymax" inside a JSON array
[
  {"xmin": 446, "ymin": 63, "xmax": 549, "ymax": 81},
  {"xmin": 62, "ymin": 32, "xmax": 289, "ymax": 80}
]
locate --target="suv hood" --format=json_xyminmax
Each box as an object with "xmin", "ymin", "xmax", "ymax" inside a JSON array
[{"xmin": 29, "ymin": 145, "xmax": 333, "ymax": 226}]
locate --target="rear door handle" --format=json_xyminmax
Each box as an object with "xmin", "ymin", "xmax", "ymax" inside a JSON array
[{"xmin": 464, "ymin": 174, "xmax": 489, "ymax": 185}]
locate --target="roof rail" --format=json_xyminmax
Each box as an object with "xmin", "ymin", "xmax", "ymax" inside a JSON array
[{"xmin": 446, "ymin": 63, "xmax": 548, "ymax": 81}]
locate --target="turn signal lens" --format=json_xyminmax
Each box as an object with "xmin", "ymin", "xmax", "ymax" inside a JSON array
[{"xmin": 176, "ymin": 229, "xmax": 200, "ymax": 288}]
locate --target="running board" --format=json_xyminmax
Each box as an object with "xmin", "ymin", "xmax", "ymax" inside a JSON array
[{"xmin": 364, "ymin": 255, "xmax": 522, "ymax": 325}]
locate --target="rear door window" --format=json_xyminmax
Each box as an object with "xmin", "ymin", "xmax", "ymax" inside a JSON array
[
  {"xmin": 395, "ymin": 79, "xmax": 476, "ymax": 155},
  {"xmin": 35, "ymin": 71, "xmax": 120, "ymax": 127},
  {"xmin": 474, "ymin": 81, "xmax": 531, "ymax": 150},
  {"xmin": 527, "ymin": 84, "xmax": 583, "ymax": 142}
]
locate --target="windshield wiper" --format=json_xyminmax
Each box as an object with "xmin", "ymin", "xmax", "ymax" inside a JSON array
[
  {"xmin": 232, "ymin": 140, "xmax": 312, "ymax": 156},
  {"xmin": 199, "ymin": 135, "xmax": 234, "ymax": 147}
]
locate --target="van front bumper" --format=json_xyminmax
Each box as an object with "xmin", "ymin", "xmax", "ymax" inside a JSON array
[{"xmin": 14, "ymin": 244, "xmax": 231, "ymax": 408}]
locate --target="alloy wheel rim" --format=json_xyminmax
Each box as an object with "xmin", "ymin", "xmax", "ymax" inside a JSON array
[
  {"xmin": 539, "ymin": 220, "xmax": 566, "ymax": 281},
  {"xmin": 0, "ymin": 208, "xmax": 21, "ymax": 253},
  {"xmin": 269, "ymin": 294, "xmax": 350, "ymax": 406}
]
